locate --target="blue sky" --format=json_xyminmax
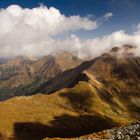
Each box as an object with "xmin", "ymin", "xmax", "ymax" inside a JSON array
[{"xmin": 0, "ymin": 0, "xmax": 140, "ymax": 38}]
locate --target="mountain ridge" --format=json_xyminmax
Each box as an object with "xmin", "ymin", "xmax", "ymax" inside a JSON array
[{"xmin": 0, "ymin": 45, "xmax": 140, "ymax": 139}]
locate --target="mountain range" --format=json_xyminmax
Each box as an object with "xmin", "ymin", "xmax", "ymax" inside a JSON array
[
  {"xmin": 0, "ymin": 51, "xmax": 83, "ymax": 100},
  {"xmin": 0, "ymin": 45, "xmax": 140, "ymax": 140}
]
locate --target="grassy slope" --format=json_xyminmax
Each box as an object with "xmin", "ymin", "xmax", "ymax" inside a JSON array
[{"xmin": 0, "ymin": 79, "xmax": 139, "ymax": 139}]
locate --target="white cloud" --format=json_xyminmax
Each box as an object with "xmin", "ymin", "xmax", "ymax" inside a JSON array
[
  {"xmin": 0, "ymin": 5, "xmax": 97, "ymax": 36},
  {"xmin": 1, "ymin": 5, "xmax": 139, "ymax": 59},
  {"xmin": 103, "ymin": 12, "xmax": 113, "ymax": 21},
  {"xmin": 0, "ymin": 4, "xmax": 100, "ymax": 57},
  {"xmin": 44, "ymin": 29, "xmax": 140, "ymax": 59},
  {"xmin": 19, "ymin": 29, "xmax": 140, "ymax": 59},
  {"xmin": 72, "ymin": 30, "xmax": 140, "ymax": 58},
  {"xmin": 97, "ymin": 12, "xmax": 113, "ymax": 25}
]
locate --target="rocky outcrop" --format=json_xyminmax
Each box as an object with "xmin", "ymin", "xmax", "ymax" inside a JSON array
[
  {"xmin": 105, "ymin": 122, "xmax": 140, "ymax": 140},
  {"xmin": 43, "ymin": 122, "xmax": 140, "ymax": 140}
]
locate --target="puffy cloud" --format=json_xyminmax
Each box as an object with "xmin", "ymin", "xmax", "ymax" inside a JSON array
[
  {"xmin": 0, "ymin": 5, "xmax": 97, "ymax": 36},
  {"xmin": 0, "ymin": 4, "xmax": 99, "ymax": 57},
  {"xmin": 1, "ymin": 5, "xmax": 140, "ymax": 59}
]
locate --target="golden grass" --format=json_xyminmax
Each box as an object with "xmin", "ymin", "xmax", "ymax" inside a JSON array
[{"xmin": 0, "ymin": 80, "xmax": 139, "ymax": 139}]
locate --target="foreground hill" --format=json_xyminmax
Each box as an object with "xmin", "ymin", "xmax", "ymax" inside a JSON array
[
  {"xmin": 0, "ymin": 80, "xmax": 139, "ymax": 139},
  {"xmin": 0, "ymin": 45, "xmax": 140, "ymax": 139},
  {"xmin": 0, "ymin": 83, "xmax": 139, "ymax": 140}
]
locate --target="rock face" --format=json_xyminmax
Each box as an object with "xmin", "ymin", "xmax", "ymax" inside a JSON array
[{"xmin": 105, "ymin": 122, "xmax": 140, "ymax": 140}]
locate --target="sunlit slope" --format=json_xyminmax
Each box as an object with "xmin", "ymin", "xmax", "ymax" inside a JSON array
[{"xmin": 0, "ymin": 78, "xmax": 139, "ymax": 139}]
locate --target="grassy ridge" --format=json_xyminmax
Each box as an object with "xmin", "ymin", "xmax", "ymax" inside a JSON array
[{"xmin": 0, "ymin": 79, "xmax": 139, "ymax": 139}]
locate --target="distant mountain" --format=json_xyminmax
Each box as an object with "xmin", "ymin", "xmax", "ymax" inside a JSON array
[{"xmin": 0, "ymin": 51, "xmax": 83, "ymax": 100}]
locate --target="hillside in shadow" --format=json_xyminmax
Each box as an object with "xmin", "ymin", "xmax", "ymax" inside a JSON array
[
  {"xmin": 13, "ymin": 114, "xmax": 117, "ymax": 140},
  {"xmin": 59, "ymin": 89, "xmax": 93, "ymax": 112}
]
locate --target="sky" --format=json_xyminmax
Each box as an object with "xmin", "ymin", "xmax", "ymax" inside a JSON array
[{"xmin": 0, "ymin": 0, "xmax": 140, "ymax": 58}]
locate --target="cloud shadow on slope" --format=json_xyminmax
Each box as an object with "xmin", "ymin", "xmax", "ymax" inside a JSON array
[{"xmin": 13, "ymin": 114, "xmax": 117, "ymax": 140}]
